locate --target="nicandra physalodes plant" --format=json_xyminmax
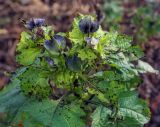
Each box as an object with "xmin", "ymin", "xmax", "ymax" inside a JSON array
[{"xmin": 0, "ymin": 15, "xmax": 159, "ymax": 127}]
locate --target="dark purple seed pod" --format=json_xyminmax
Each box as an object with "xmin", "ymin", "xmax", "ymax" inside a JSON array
[
  {"xmin": 79, "ymin": 17, "xmax": 99, "ymax": 34},
  {"xmin": 44, "ymin": 40, "xmax": 59, "ymax": 54},
  {"xmin": 33, "ymin": 18, "xmax": 45, "ymax": 26},
  {"xmin": 26, "ymin": 19, "xmax": 35, "ymax": 30},
  {"xmin": 66, "ymin": 55, "xmax": 82, "ymax": 72},
  {"xmin": 44, "ymin": 40, "xmax": 55, "ymax": 50},
  {"xmin": 90, "ymin": 21, "xmax": 99, "ymax": 33},
  {"xmin": 79, "ymin": 18, "xmax": 92, "ymax": 34},
  {"xmin": 25, "ymin": 18, "xmax": 45, "ymax": 30},
  {"xmin": 52, "ymin": 35, "xmax": 66, "ymax": 49}
]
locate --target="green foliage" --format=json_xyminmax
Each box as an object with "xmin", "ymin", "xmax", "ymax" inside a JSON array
[
  {"xmin": 103, "ymin": 0, "xmax": 124, "ymax": 31},
  {"xmin": 103, "ymin": 0, "xmax": 160, "ymax": 42},
  {"xmin": 78, "ymin": 48, "xmax": 97, "ymax": 61},
  {"xmin": 0, "ymin": 82, "xmax": 85, "ymax": 127},
  {"xmin": 0, "ymin": 14, "xmax": 156, "ymax": 127},
  {"xmin": 131, "ymin": 4, "xmax": 160, "ymax": 42},
  {"xmin": 13, "ymin": 99, "xmax": 85, "ymax": 127}
]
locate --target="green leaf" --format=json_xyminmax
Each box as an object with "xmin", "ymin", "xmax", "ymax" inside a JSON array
[
  {"xmin": 97, "ymin": 80, "xmax": 125, "ymax": 103},
  {"xmin": 0, "ymin": 79, "xmax": 26, "ymax": 127},
  {"xmin": 16, "ymin": 48, "xmax": 41, "ymax": 65},
  {"xmin": 117, "ymin": 117, "xmax": 143, "ymax": 127},
  {"xmin": 95, "ymin": 33, "xmax": 132, "ymax": 59},
  {"xmin": 106, "ymin": 52, "xmax": 138, "ymax": 80},
  {"xmin": 105, "ymin": 33, "xmax": 132, "ymax": 50},
  {"xmin": 69, "ymin": 16, "xmax": 84, "ymax": 44},
  {"xmin": 91, "ymin": 91, "xmax": 150, "ymax": 127},
  {"xmin": 17, "ymin": 32, "xmax": 34, "ymax": 52},
  {"xmin": 118, "ymin": 91, "xmax": 150, "ymax": 126}
]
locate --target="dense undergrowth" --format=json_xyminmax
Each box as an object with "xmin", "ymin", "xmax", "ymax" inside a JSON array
[{"xmin": 103, "ymin": 0, "xmax": 160, "ymax": 43}]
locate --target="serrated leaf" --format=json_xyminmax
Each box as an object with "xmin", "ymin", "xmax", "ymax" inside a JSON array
[
  {"xmin": 69, "ymin": 16, "xmax": 84, "ymax": 44},
  {"xmin": 108, "ymin": 34, "xmax": 131, "ymax": 51},
  {"xmin": 16, "ymin": 48, "xmax": 41, "ymax": 65},
  {"xmin": 17, "ymin": 67, "xmax": 51, "ymax": 98},
  {"xmin": 17, "ymin": 32, "xmax": 34, "ymax": 51}
]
